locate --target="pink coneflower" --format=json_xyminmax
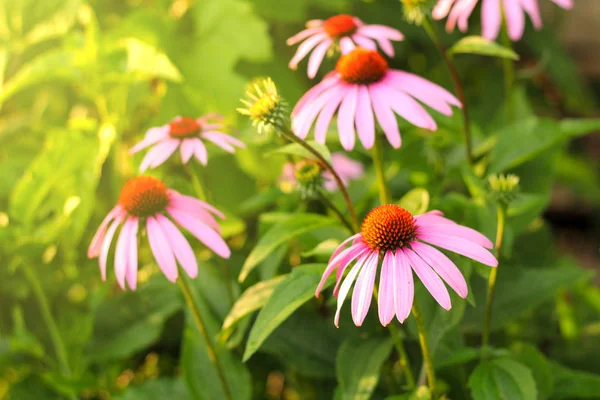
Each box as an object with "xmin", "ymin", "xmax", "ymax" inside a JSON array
[
  {"xmin": 130, "ymin": 115, "xmax": 245, "ymax": 172},
  {"xmin": 280, "ymin": 153, "xmax": 364, "ymax": 192},
  {"xmin": 287, "ymin": 15, "xmax": 404, "ymax": 78},
  {"xmin": 87, "ymin": 176, "xmax": 230, "ymax": 290},
  {"xmin": 316, "ymin": 204, "xmax": 497, "ymax": 327},
  {"xmin": 433, "ymin": 0, "xmax": 573, "ymax": 41},
  {"xmin": 292, "ymin": 48, "xmax": 461, "ymax": 151}
]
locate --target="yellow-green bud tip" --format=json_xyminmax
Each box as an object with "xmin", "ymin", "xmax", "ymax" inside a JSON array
[{"xmin": 237, "ymin": 77, "xmax": 287, "ymax": 134}]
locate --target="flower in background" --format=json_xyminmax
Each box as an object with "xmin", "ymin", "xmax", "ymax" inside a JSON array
[
  {"xmin": 88, "ymin": 176, "xmax": 230, "ymax": 290},
  {"xmin": 130, "ymin": 115, "xmax": 245, "ymax": 172},
  {"xmin": 280, "ymin": 153, "xmax": 364, "ymax": 194},
  {"xmin": 400, "ymin": 0, "xmax": 438, "ymax": 25},
  {"xmin": 433, "ymin": 0, "xmax": 573, "ymax": 41},
  {"xmin": 292, "ymin": 48, "xmax": 461, "ymax": 151},
  {"xmin": 316, "ymin": 204, "xmax": 497, "ymax": 327},
  {"xmin": 488, "ymin": 173, "xmax": 520, "ymax": 205},
  {"xmin": 287, "ymin": 15, "xmax": 404, "ymax": 78},
  {"xmin": 237, "ymin": 78, "xmax": 287, "ymax": 134}
]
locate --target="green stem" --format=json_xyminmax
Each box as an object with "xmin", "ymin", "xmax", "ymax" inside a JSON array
[
  {"xmin": 422, "ymin": 18, "xmax": 474, "ymax": 166},
  {"xmin": 21, "ymin": 262, "xmax": 76, "ymax": 399},
  {"xmin": 388, "ymin": 323, "xmax": 417, "ymax": 389},
  {"xmin": 178, "ymin": 275, "xmax": 232, "ymax": 400},
  {"xmin": 372, "ymin": 134, "xmax": 392, "ymax": 204},
  {"xmin": 501, "ymin": 20, "xmax": 515, "ymax": 97},
  {"xmin": 317, "ymin": 190, "xmax": 354, "ymax": 233},
  {"xmin": 412, "ymin": 301, "xmax": 436, "ymax": 395},
  {"xmin": 185, "ymin": 164, "xmax": 207, "ymax": 201},
  {"xmin": 280, "ymin": 125, "xmax": 359, "ymax": 231},
  {"xmin": 481, "ymin": 203, "xmax": 506, "ymax": 358}
]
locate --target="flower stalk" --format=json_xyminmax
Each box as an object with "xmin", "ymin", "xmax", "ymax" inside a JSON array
[
  {"xmin": 372, "ymin": 133, "xmax": 392, "ymax": 204},
  {"xmin": 317, "ymin": 189, "xmax": 355, "ymax": 233},
  {"xmin": 178, "ymin": 274, "xmax": 232, "ymax": 400},
  {"xmin": 421, "ymin": 17, "xmax": 474, "ymax": 165},
  {"xmin": 413, "ymin": 301, "xmax": 436, "ymax": 394}
]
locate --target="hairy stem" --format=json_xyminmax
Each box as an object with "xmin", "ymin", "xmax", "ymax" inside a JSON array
[
  {"xmin": 482, "ymin": 203, "xmax": 506, "ymax": 357},
  {"xmin": 178, "ymin": 275, "xmax": 232, "ymax": 400},
  {"xmin": 372, "ymin": 134, "xmax": 392, "ymax": 204},
  {"xmin": 422, "ymin": 18, "xmax": 474, "ymax": 165},
  {"xmin": 412, "ymin": 301, "xmax": 436, "ymax": 394},
  {"xmin": 280, "ymin": 126, "xmax": 359, "ymax": 231}
]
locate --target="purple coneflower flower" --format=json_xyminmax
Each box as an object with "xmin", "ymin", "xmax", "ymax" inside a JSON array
[
  {"xmin": 287, "ymin": 14, "xmax": 404, "ymax": 78},
  {"xmin": 292, "ymin": 48, "xmax": 461, "ymax": 151},
  {"xmin": 433, "ymin": 0, "xmax": 573, "ymax": 41},
  {"xmin": 130, "ymin": 115, "xmax": 245, "ymax": 172},
  {"xmin": 280, "ymin": 153, "xmax": 364, "ymax": 192},
  {"xmin": 316, "ymin": 204, "xmax": 497, "ymax": 327},
  {"xmin": 88, "ymin": 176, "xmax": 230, "ymax": 290}
]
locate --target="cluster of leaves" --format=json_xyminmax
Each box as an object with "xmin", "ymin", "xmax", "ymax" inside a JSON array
[{"xmin": 0, "ymin": 0, "xmax": 599, "ymax": 399}]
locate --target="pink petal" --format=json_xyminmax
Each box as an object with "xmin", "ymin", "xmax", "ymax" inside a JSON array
[
  {"xmin": 168, "ymin": 208, "xmax": 231, "ymax": 259},
  {"xmin": 351, "ymin": 35, "xmax": 377, "ymax": 51},
  {"xmin": 356, "ymin": 25, "xmax": 404, "ymax": 41},
  {"xmin": 147, "ymin": 216, "xmax": 178, "ymax": 282},
  {"xmin": 394, "ymin": 251, "xmax": 415, "ymax": 322},
  {"xmin": 339, "ymin": 37, "xmax": 356, "ymax": 54},
  {"xmin": 403, "ymin": 248, "xmax": 452, "ymax": 310},
  {"xmin": 331, "ymin": 153, "xmax": 364, "ymax": 179},
  {"xmin": 411, "ymin": 241, "xmax": 468, "ymax": 298},
  {"xmin": 287, "ymin": 27, "xmax": 323, "ymax": 46},
  {"xmin": 316, "ymin": 239, "xmax": 365, "ymax": 297},
  {"xmin": 180, "ymin": 138, "xmax": 197, "ymax": 163},
  {"xmin": 314, "ymin": 84, "xmax": 349, "ymax": 144},
  {"xmin": 334, "ymin": 252, "xmax": 369, "ymax": 327},
  {"xmin": 156, "ymin": 214, "xmax": 198, "ymax": 278},
  {"xmin": 194, "ymin": 139, "xmax": 208, "ymax": 165},
  {"xmin": 457, "ymin": 0, "xmax": 478, "ymax": 32},
  {"xmin": 355, "ymin": 85, "xmax": 376, "ymax": 149},
  {"xmin": 369, "ymin": 83, "xmax": 402, "ymax": 148},
  {"xmin": 88, "ymin": 205, "xmax": 123, "ymax": 258},
  {"xmin": 126, "ymin": 217, "xmax": 139, "ymax": 290},
  {"xmin": 292, "ymin": 74, "xmax": 339, "ymax": 117},
  {"xmin": 417, "ymin": 234, "xmax": 498, "ymax": 267},
  {"xmin": 307, "ymin": 40, "xmax": 331, "ymax": 79},
  {"xmin": 503, "ymin": 0, "xmax": 526, "ymax": 41},
  {"xmin": 519, "ymin": 0, "xmax": 542, "ymax": 29},
  {"xmin": 375, "ymin": 83, "xmax": 438, "ymax": 130},
  {"xmin": 433, "ymin": 0, "xmax": 456, "ymax": 19},
  {"xmin": 337, "ymin": 84, "xmax": 359, "ymax": 151},
  {"xmin": 328, "ymin": 233, "xmax": 362, "ymax": 265},
  {"xmin": 129, "ymin": 126, "xmax": 169, "ymax": 154},
  {"xmin": 293, "ymin": 79, "xmax": 345, "ymax": 139},
  {"xmin": 334, "ymin": 246, "xmax": 372, "ymax": 296},
  {"xmin": 351, "ymin": 252, "xmax": 378, "ymax": 326},
  {"xmin": 289, "ymin": 33, "xmax": 330, "ymax": 69},
  {"xmin": 482, "ymin": 0, "xmax": 502, "ymax": 40},
  {"xmin": 114, "ymin": 217, "xmax": 135, "ymax": 289},
  {"xmin": 416, "ymin": 223, "xmax": 493, "ymax": 249},
  {"xmin": 168, "ymin": 190, "xmax": 225, "ymax": 219},
  {"xmin": 378, "ymin": 251, "xmax": 396, "ymax": 326},
  {"xmin": 139, "ymin": 139, "xmax": 180, "ymax": 172},
  {"xmin": 415, "ymin": 213, "xmax": 455, "ymax": 226},
  {"xmin": 99, "ymin": 215, "xmax": 124, "ymax": 281},
  {"xmin": 550, "ymin": 0, "xmax": 572, "ymax": 9}
]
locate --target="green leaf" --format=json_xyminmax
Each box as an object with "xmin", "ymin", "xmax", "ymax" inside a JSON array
[
  {"xmin": 180, "ymin": 276, "xmax": 252, "ymax": 400},
  {"xmin": 386, "ymin": 386, "xmax": 432, "ymax": 400},
  {"xmin": 268, "ymin": 140, "xmax": 332, "ymax": 164},
  {"xmin": 115, "ymin": 379, "xmax": 189, "ymax": 400},
  {"xmin": 549, "ymin": 361, "xmax": 600, "ymax": 399},
  {"xmin": 511, "ymin": 343, "xmax": 553, "ymax": 400},
  {"xmin": 448, "ymin": 36, "xmax": 519, "ymax": 60},
  {"xmin": 239, "ymin": 213, "xmax": 336, "ymax": 282},
  {"xmin": 336, "ymin": 337, "xmax": 393, "ymax": 400},
  {"xmin": 398, "ymin": 188, "xmax": 430, "ymax": 215},
  {"xmin": 220, "ymin": 275, "xmax": 287, "ymax": 341},
  {"xmin": 243, "ymin": 264, "xmax": 330, "ymax": 361},
  {"xmin": 489, "ymin": 118, "xmax": 600, "ymax": 173},
  {"xmin": 122, "ymin": 38, "xmax": 182, "ymax": 82},
  {"xmin": 469, "ymin": 358, "xmax": 537, "ymax": 400},
  {"xmin": 87, "ymin": 277, "xmax": 181, "ymax": 362}
]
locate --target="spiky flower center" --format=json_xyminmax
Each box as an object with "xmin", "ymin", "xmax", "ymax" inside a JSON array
[
  {"xmin": 295, "ymin": 161, "xmax": 323, "ymax": 184},
  {"xmin": 169, "ymin": 117, "xmax": 200, "ymax": 138},
  {"xmin": 237, "ymin": 78, "xmax": 286, "ymax": 134},
  {"xmin": 336, "ymin": 48, "xmax": 388, "ymax": 84},
  {"xmin": 361, "ymin": 204, "xmax": 416, "ymax": 252},
  {"xmin": 324, "ymin": 15, "xmax": 358, "ymax": 38},
  {"xmin": 118, "ymin": 176, "xmax": 169, "ymax": 217}
]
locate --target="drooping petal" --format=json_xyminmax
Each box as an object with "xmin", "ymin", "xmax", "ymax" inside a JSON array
[
  {"xmin": 287, "ymin": 27, "xmax": 323, "ymax": 45},
  {"xmin": 354, "ymin": 85, "xmax": 376, "ymax": 149},
  {"xmin": 307, "ymin": 40, "xmax": 331, "ymax": 79},
  {"xmin": 393, "ymin": 250, "xmax": 415, "ymax": 322},
  {"xmin": 114, "ymin": 217, "xmax": 134, "ymax": 289},
  {"xmin": 139, "ymin": 139, "xmax": 180, "ymax": 172},
  {"xmin": 293, "ymin": 80, "xmax": 345, "ymax": 139},
  {"xmin": 156, "ymin": 214, "xmax": 198, "ymax": 278},
  {"xmin": 457, "ymin": 0, "xmax": 478, "ymax": 32},
  {"xmin": 147, "ymin": 216, "xmax": 178, "ymax": 282},
  {"xmin": 411, "ymin": 241, "xmax": 468, "ymax": 298},
  {"xmin": 88, "ymin": 205, "xmax": 124, "ymax": 258},
  {"xmin": 550, "ymin": 0, "xmax": 573, "ymax": 9},
  {"xmin": 314, "ymin": 84, "xmax": 349, "ymax": 144},
  {"xmin": 129, "ymin": 126, "xmax": 169, "ymax": 154},
  {"xmin": 337, "ymin": 84, "xmax": 359, "ymax": 151},
  {"xmin": 125, "ymin": 217, "xmax": 139, "ymax": 290},
  {"xmin": 378, "ymin": 251, "xmax": 396, "ymax": 326},
  {"xmin": 99, "ymin": 215, "xmax": 124, "ymax": 281},
  {"xmin": 374, "ymin": 84, "xmax": 437, "ymax": 130},
  {"xmin": 168, "ymin": 190, "xmax": 225, "ymax": 219},
  {"xmin": 403, "ymin": 248, "xmax": 452, "ymax": 310},
  {"xmin": 180, "ymin": 138, "xmax": 197, "ymax": 163},
  {"xmin": 292, "ymin": 74, "xmax": 339, "ymax": 116},
  {"xmin": 503, "ymin": 0, "xmax": 526, "ymax": 41},
  {"xmin": 194, "ymin": 139, "xmax": 208, "ymax": 165},
  {"xmin": 328, "ymin": 233, "xmax": 362, "ymax": 265},
  {"xmin": 289, "ymin": 33, "xmax": 330, "ymax": 69},
  {"xmin": 339, "ymin": 37, "xmax": 356, "ymax": 54},
  {"xmin": 369, "ymin": 83, "xmax": 402, "ymax": 148},
  {"xmin": 334, "ymin": 252, "xmax": 369, "ymax": 327},
  {"xmin": 351, "ymin": 35, "xmax": 377, "ymax": 51},
  {"xmin": 519, "ymin": 0, "xmax": 542, "ymax": 29},
  {"xmin": 433, "ymin": 0, "xmax": 456, "ymax": 19},
  {"xmin": 202, "ymin": 132, "xmax": 242, "ymax": 153},
  {"xmin": 482, "ymin": 0, "xmax": 502, "ymax": 40},
  {"xmin": 356, "ymin": 25, "xmax": 404, "ymax": 41},
  {"xmin": 351, "ymin": 252, "xmax": 379, "ymax": 326},
  {"xmin": 417, "ymin": 233, "xmax": 498, "ymax": 267},
  {"xmin": 168, "ymin": 208, "xmax": 231, "ymax": 258},
  {"xmin": 334, "ymin": 246, "xmax": 372, "ymax": 295},
  {"xmin": 416, "ymin": 223, "xmax": 494, "ymax": 249},
  {"xmin": 316, "ymin": 240, "xmax": 365, "ymax": 297}
]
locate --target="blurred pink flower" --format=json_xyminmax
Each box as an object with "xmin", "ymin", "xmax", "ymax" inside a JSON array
[
  {"xmin": 88, "ymin": 176, "xmax": 230, "ymax": 290},
  {"xmin": 292, "ymin": 48, "xmax": 461, "ymax": 151},
  {"xmin": 316, "ymin": 205, "xmax": 497, "ymax": 327},
  {"xmin": 433, "ymin": 0, "xmax": 573, "ymax": 41},
  {"xmin": 130, "ymin": 115, "xmax": 245, "ymax": 172},
  {"xmin": 287, "ymin": 14, "xmax": 404, "ymax": 78},
  {"xmin": 280, "ymin": 153, "xmax": 364, "ymax": 192}
]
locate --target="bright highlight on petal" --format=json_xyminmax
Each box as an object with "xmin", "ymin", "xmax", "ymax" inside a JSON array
[
  {"xmin": 88, "ymin": 176, "xmax": 230, "ymax": 290},
  {"xmin": 316, "ymin": 205, "xmax": 497, "ymax": 327}
]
